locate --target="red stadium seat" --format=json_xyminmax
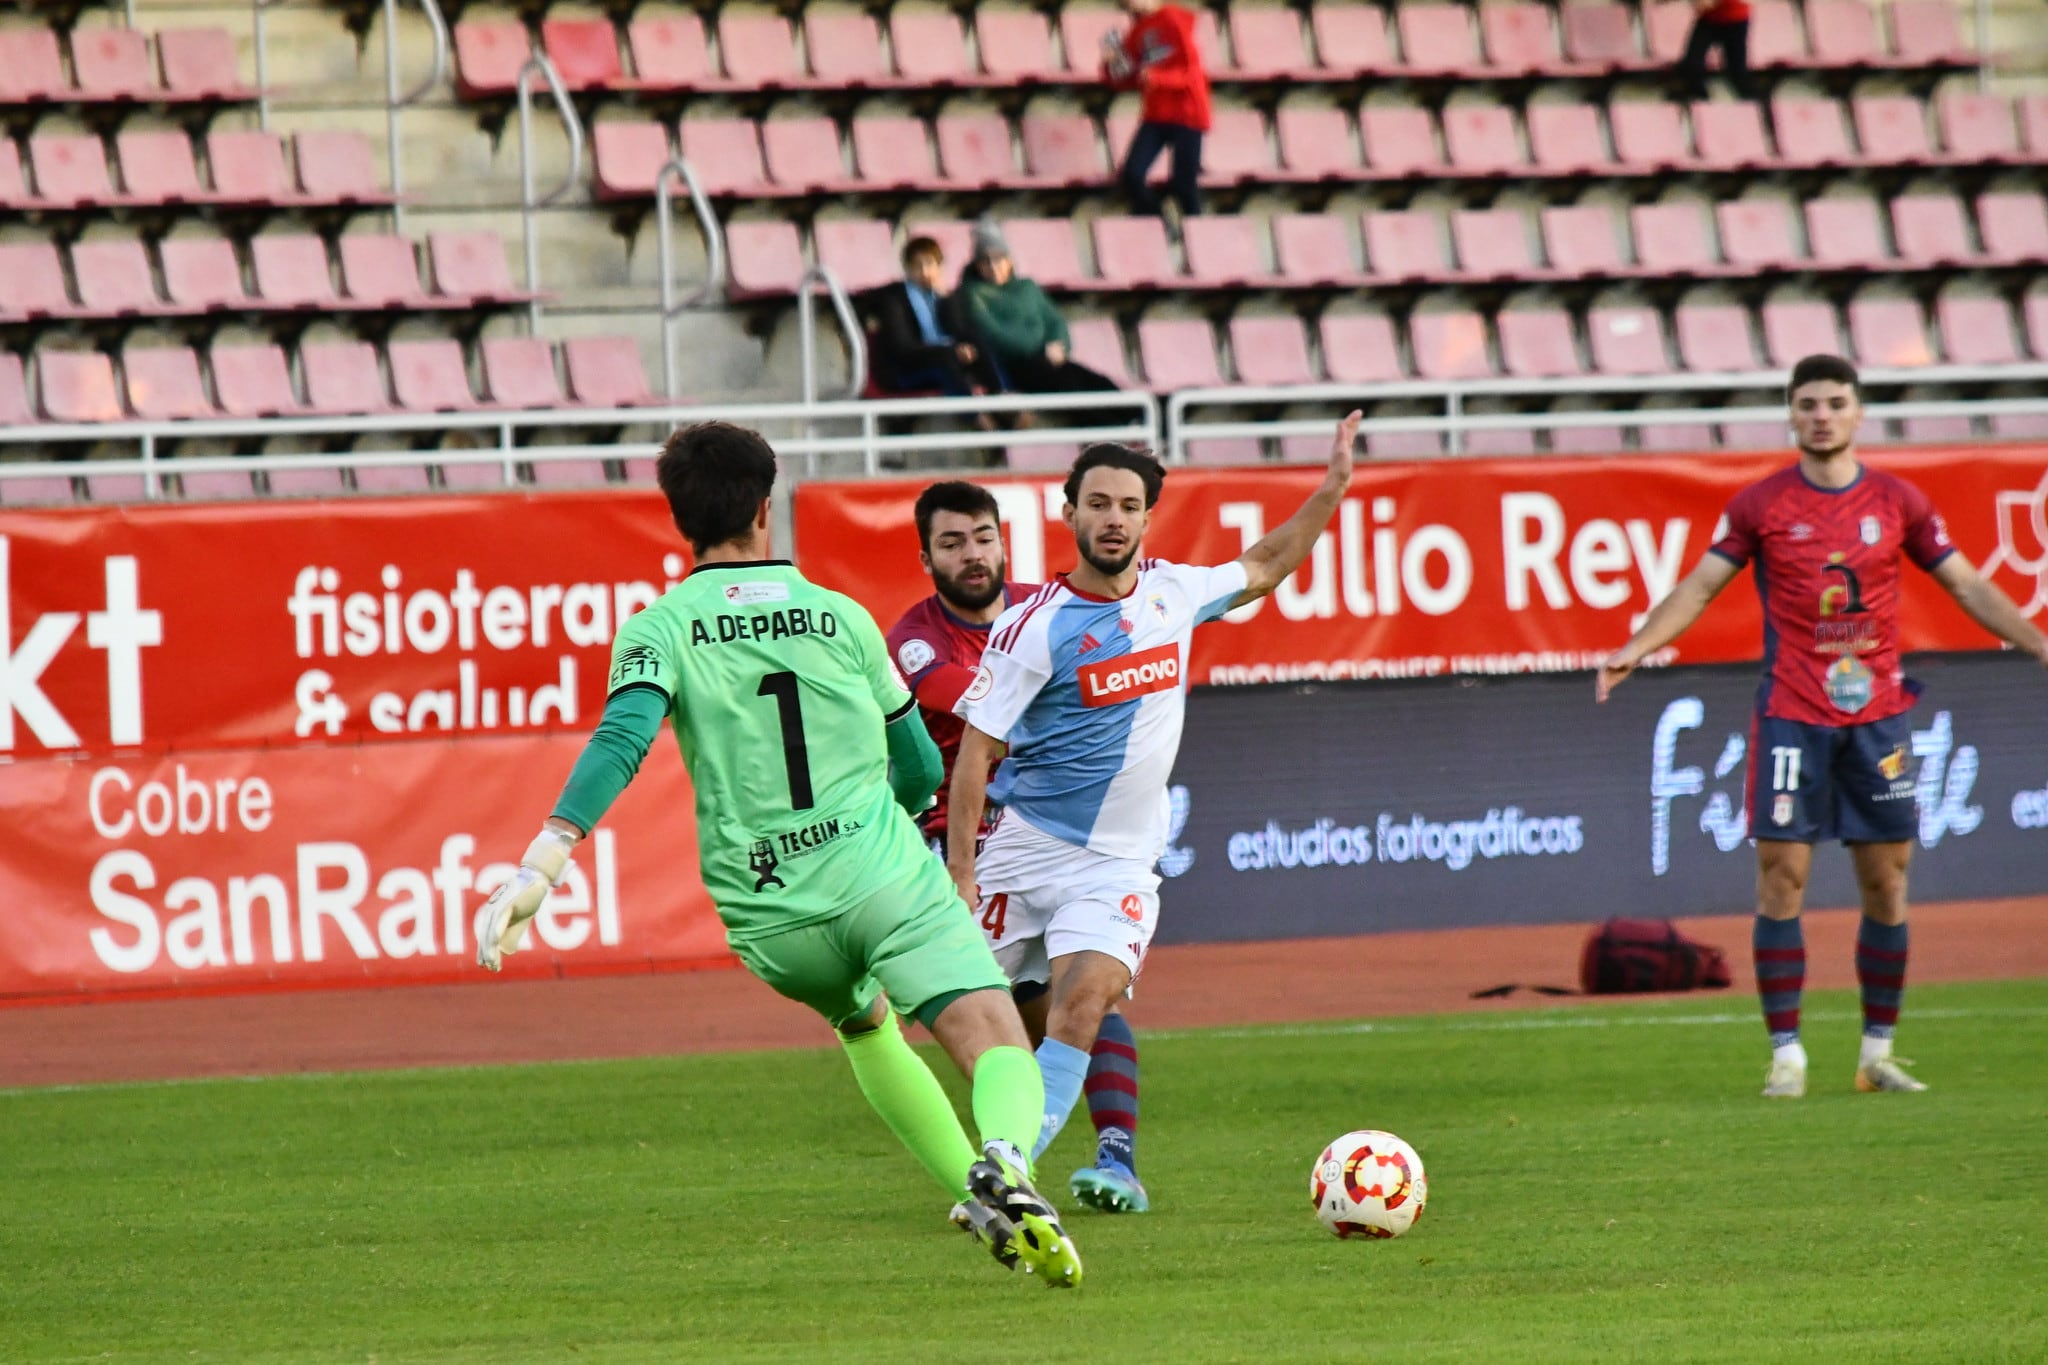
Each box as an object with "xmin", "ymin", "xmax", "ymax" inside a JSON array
[
  {"xmin": 1320, "ymin": 312, "xmax": 1405, "ymax": 383},
  {"xmin": 1464, "ymin": 423, "xmax": 1538, "ymax": 457},
  {"xmin": 0, "ymin": 29, "xmax": 67, "ymax": 103},
  {"xmin": 935, "ymin": 112, "xmax": 1016, "ymax": 188},
  {"xmin": 210, "ymin": 343, "xmax": 304, "ymax": 418},
  {"xmin": 1481, "ymin": 5, "xmax": 1570, "ymax": 73},
  {"xmin": 1888, "ymin": 0, "xmax": 1969, "ymax": 63},
  {"xmin": 1364, "ymin": 209, "xmax": 1449, "ymax": 280},
  {"xmin": 73, "ymin": 27, "xmax": 155, "ymax": 99},
  {"xmin": 1978, "ymin": 192, "xmax": 2048, "ymax": 263},
  {"xmin": 479, "ymin": 337, "xmax": 564, "ymax": 407},
  {"xmin": 1196, "ymin": 108, "xmax": 1275, "ymax": 184},
  {"xmin": 1137, "ymin": 318, "xmax": 1224, "ymax": 390},
  {"xmin": 0, "ymin": 141, "xmax": 25, "ymax": 206},
  {"xmin": 1312, "ymin": 4, "xmax": 1394, "ymax": 74},
  {"xmin": 1848, "ymin": 295, "xmax": 1934, "ymax": 366},
  {"xmin": 1276, "ymin": 106, "xmax": 1359, "ymax": 180},
  {"xmin": 725, "ymin": 220, "xmax": 806, "ymax": 298},
  {"xmin": 1230, "ymin": 316, "xmax": 1315, "ymax": 385},
  {"xmin": 852, "ymin": 115, "xmax": 939, "ymax": 189},
  {"xmin": 1540, "ymin": 203, "xmax": 1626, "ymax": 275},
  {"xmin": 539, "ymin": 18, "xmax": 622, "ymax": 90},
  {"xmin": 1642, "ymin": 2, "xmax": 1696, "ymax": 62},
  {"xmin": 1771, "ymin": 97, "xmax": 1855, "ymax": 168},
  {"xmin": 1442, "ymin": 105, "xmax": 1524, "ymax": 174},
  {"xmin": 1274, "ymin": 213, "xmax": 1360, "ymax": 284},
  {"xmin": 1061, "ymin": 8, "xmax": 1126, "ymax": 78},
  {"xmin": 564, "ymin": 335, "xmax": 654, "ymax": 406},
  {"xmin": 1692, "ymin": 101, "xmax": 1771, "ymax": 170},
  {"xmin": 1851, "ymin": 95, "xmax": 1932, "ymax": 164},
  {"xmin": 815, "ymin": 219, "xmax": 899, "ymax": 293},
  {"xmin": 263, "ymin": 462, "xmax": 349, "ymax": 498},
  {"xmin": 1611, "ymin": 100, "xmax": 1688, "ymax": 169},
  {"xmin": 72, "ymin": 238, "xmax": 167, "ymax": 316},
  {"xmin": 39, "ymin": 351, "xmax": 123, "ymax": 423},
  {"xmin": 1366, "ymin": 425, "xmax": 1445, "ymax": 458},
  {"xmin": 592, "ymin": 121, "xmax": 670, "ymax": 199},
  {"xmin": 123, "ymin": 346, "xmax": 214, "ymax": 420},
  {"xmin": 1717, "ymin": 199, "xmax": 1801, "ymax": 269},
  {"xmin": 1184, "ymin": 216, "xmax": 1273, "ymax": 288},
  {"xmin": 390, "ymin": 339, "xmax": 480, "ymax": 412},
  {"xmin": 251, "ymin": 234, "xmax": 335, "ymax": 308},
  {"xmin": 1761, "ymin": 298, "xmax": 1843, "ymax": 367},
  {"xmin": 627, "ymin": 16, "xmax": 714, "ymax": 88},
  {"xmin": 680, "ymin": 118, "xmax": 772, "ymax": 197},
  {"xmin": 1804, "ymin": 0, "xmax": 1885, "ymax": 65},
  {"xmin": 1675, "ymin": 301, "xmax": 1763, "ymax": 370},
  {"xmin": 1497, "ymin": 308, "xmax": 1582, "ymax": 377},
  {"xmin": 0, "ymin": 242, "xmax": 75, "ymax": 320},
  {"xmin": 1805, "ymin": 199, "xmax": 1889, "ymax": 268},
  {"xmin": 1021, "ymin": 111, "xmax": 1106, "ymax": 185},
  {"xmin": 1528, "ymin": 103, "xmax": 1610, "ymax": 173},
  {"xmin": 31, "ymin": 134, "xmax": 119, "ymax": 206},
  {"xmin": 2019, "ymin": 93, "xmax": 2048, "ymax": 156},
  {"xmin": 1006, "ymin": 218, "xmax": 1087, "ymax": 290},
  {"xmin": 1360, "ymin": 105, "xmax": 1444, "ymax": 176},
  {"xmin": 159, "ymin": 237, "xmax": 248, "ymax": 312},
  {"xmin": 1747, "ymin": 0, "xmax": 1809, "ymax": 66},
  {"xmin": 890, "ymin": 11, "xmax": 974, "ymax": 83},
  {"xmin": 1631, "ymin": 201, "xmax": 1724, "ymax": 274},
  {"xmin": 207, "ymin": 130, "xmax": 298, "ymax": 203},
  {"xmin": 1587, "ymin": 306, "xmax": 1670, "ymax": 374},
  {"xmin": 116, "ymin": 128, "xmax": 206, "ymax": 204},
  {"xmin": 1229, "ymin": 8, "xmax": 1317, "ymax": 78},
  {"xmin": 1094, "ymin": 216, "xmax": 1178, "ymax": 288},
  {"xmin": 1068, "ymin": 316, "xmax": 1135, "ymax": 387},
  {"xmin": 1938, "ymin": 92, "xmax": 2017, "ymax": 161},
  {"xmin": 157, "ymin": 28, "xmax": 253, "ymax": 100},
  {"xmin": 1451, "ymin": 208, "xmax": 1539, "ymax": 280},
  {"xmin": 0, "ymin": 475, "xmax": 75, "ymax": 506},
  {"xmin": 805, "ymin": 12, "xmax": 890, "ymax": 86},
  {"xmin": 294, "ymin": 130, "xmax": 387, "ymax": 203},
  {"xmin": 717, "ymin": 13, "xmax": 801, "ymax": 87},
  {"xmin": 1185, "ymin": 437, "xmax": 1265, "ymax": 467},
  {"xmin": 1004, "ymin": 442, "xmax": 1083, "ymax": 473},
  {"xmin": 429, "ymin": 231, "xmax": 525, "ymax": 304},
  {"xmin": 302, "ymin": 341, "xmax": 394, "ymax": 414},
  {"xmin": 761, "ymin": 117, "xmax": 854, "ymax": 193},
  {"xmin": 453, "ymin": 20, "xmax": 529, "ymax": 99},
  {"xmin": 1562, "ymin": 4, "xmax": 1644, "ymax": 67},
  {"xmin": 1936, "ymin": 295, "xmax": 2020, "ymax": 366},
  {"xmin": 339, "ymin": 234, "xmax": 431, "ymax": 307},
  {"xmin": 1891, "ymin": 195, "xmax": 1975, "ymax": 266},
  {"xmin": 1410, "ymin": 311, "xmax": 1493, "ymax": 379},
  {"xmin": 1397, "ymin": 5, "xmax": 1484, "ymax": 77},
  {"xmin": 1547, "ymin": 416, "xmax": 1629, "ymax": 454},
  {"xmin": 976, "ymin": 11, "xmax": 1059, "ymax": 81}
]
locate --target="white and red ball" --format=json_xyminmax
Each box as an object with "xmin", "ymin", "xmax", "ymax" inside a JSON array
[{"xmin": 1311, "ymin": 1130, "xmax": 1427, "ymax": 1239}]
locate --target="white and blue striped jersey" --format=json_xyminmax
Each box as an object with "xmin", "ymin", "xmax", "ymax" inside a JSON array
[{"xmin": 958, "ymin": 558, "xmax": 1248, "ymax": 860}]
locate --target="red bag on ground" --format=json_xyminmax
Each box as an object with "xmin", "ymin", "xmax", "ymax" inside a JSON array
[{"xmin": 1579, "ymin": 918, "xmax": 1733, "ymax": 994}]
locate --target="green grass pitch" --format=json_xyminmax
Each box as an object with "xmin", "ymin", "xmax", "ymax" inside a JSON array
[{"xmin": 5, "ymin": 979, "xmax": 2045, "ymax": 1363}]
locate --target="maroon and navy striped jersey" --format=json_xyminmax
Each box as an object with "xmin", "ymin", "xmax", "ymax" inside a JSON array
[
  {"xmin": 1709, "ymin": 464, "xmax": 1955, "ymax": 725},
  {"xmin": 885, "ymin": 584, "xmax": 1034, "ymax": 836}
]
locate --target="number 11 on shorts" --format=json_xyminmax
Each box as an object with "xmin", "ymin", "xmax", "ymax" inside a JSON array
[{"xmin": 1771, "ymin": 745, "xmax": 1802, "ymax": 792}]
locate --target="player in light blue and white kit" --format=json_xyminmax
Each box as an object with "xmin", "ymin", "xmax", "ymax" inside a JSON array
[{"xmin": 947, "ymin": 413, "xmax": 1361, "ymax": 1213}]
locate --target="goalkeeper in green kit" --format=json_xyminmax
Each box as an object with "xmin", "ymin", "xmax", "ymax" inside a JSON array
[{"xmin": 472, "ymin": 422, "xmax": 1081, "ymax": 1287}]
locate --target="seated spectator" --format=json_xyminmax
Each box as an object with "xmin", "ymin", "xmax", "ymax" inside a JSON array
[
  {"xmin": 860, "ymin": 236, "xmax": 1002, "ymax": 401},
  {"xmin": 954, "ymin": 219, "xmax": 1121, "ymax": 417},
  {"xmin": 1677, "ymin": 0, "xmax": 1756, "ymax": 102}
]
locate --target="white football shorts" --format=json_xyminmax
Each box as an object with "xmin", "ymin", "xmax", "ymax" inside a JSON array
[{"xmin": 971, "ymin": 809, "xmax": 1161, "ymax": 989}]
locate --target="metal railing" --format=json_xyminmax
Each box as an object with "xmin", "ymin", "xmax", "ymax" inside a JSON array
[
  {"xmin": 514, "ymin": 51, "xmax": 585, "ymax": 332},
  {"xmin": 654, "ymin": 157, "xmax": 725, "ymax": 398},
  {"xmin": 796, "ymin": 265, "xmax": 868, "ymax": 407}
]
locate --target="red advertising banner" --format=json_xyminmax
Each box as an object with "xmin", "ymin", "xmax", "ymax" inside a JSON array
[
  {"xmin": 0, "ymin": 491, "xmax": 682, "ymax": 760},
  {"xmin": 792, "ymin": 447, "xmax": 2048, "ymax": 684},
  {"xmin": 0, "ymin": 733, "xmax": 724, "ymax": 1001}
]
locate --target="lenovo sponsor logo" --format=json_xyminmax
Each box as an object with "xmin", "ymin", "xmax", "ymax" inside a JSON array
[{"xmin": 1078, "ymin": 642, "xmax": 1181, "ymax": 708}]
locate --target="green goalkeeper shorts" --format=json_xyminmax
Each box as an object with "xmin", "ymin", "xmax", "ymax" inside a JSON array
[{"xmin": 729, "ymin": 862, "xmax": 1009, "ymax": 1030}]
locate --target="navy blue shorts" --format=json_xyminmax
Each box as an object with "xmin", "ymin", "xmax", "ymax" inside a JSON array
[{"xmin": 1746, "ymin": 711, "xmax": 1919, "ymax": 845}]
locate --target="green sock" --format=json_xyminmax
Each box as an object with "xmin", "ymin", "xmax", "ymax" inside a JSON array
[
  {"xmin": 838, "ymin": 1011, "xmax": 979, "ymax": 1196},
  {"xmin": 970, "ymin": 1045, "xmax": 1045, "ymax": 1173}
]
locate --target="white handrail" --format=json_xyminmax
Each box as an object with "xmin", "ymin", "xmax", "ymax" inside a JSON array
[
  {"xmin": 796, "ymin": 264, "xmax": 868, "ymax": 407},
  {"xmin": 655, "ymin": 156, "xmax": 725, "ymax": 398},
  {"xmin": 515, "ymin": 52, "xmax": 585, "ymax": 333},
  {"xmin": 384, "ymin": 0, "xmax": 450, "ymax": 234},
  {"xmin": 251, "ymin": 0, "xmax": 287, "ymax": 131}
]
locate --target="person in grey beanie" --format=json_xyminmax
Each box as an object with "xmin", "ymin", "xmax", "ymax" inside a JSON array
[{"xmin": 953, "ymin": 218, "xmax": 1122, "ymax": 421}]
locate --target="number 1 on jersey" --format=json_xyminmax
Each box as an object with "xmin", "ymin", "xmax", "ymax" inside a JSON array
[{"xmin": 756, "ymin": 671, "xmax": 815, "ymax": 809}]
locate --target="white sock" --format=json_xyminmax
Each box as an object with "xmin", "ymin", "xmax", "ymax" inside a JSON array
[
  {"xmin": 1772, "ymin": 1040, "xmax": 1808, "ymax": 1068},
  {"xmin": 1859, "ymin": 1034, "xmax": 1893, "ymax": 1068}
]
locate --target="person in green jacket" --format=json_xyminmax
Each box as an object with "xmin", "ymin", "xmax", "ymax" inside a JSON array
[{"xmin": 953, "ymin": 218, "xmax": 1123, "ymax": 421}]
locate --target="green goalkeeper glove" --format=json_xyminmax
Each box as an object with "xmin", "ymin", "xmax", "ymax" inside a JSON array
[{"xmin": 473, "ymin": 826, "xmax": 577, "ymax": 972}]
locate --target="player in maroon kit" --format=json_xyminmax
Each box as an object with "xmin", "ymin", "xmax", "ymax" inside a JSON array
[
  {"xmin": 1597, "ymin": 355, "xmax": 2048, "ymax": 1098},
  {"xmin": 887, "ymin": 481, "xmax": 1152, "ymax": 1215}
]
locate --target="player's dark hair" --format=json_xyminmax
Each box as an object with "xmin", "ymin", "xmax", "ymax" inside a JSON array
[
  {"xmin": 902, "ymin": 236, "xmax": 943, "ymax": 270},
  {"xmin": 1064, "ymin": 444, "xmax": 1166, "ymax": 509},
  {"xmin": 655, "ymin": 421, "xmax": 779, "ymax": 554},
  {"xmin": 1787, "ymin": 354, "xmax": 1860, "ymax": 401},
  {"xmin": 914, "ymin": 480, "xmax": 1001, "ymax": 550}
]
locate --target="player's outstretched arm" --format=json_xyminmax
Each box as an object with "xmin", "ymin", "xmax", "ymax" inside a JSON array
[
  {"xmin": 1232, "ymin": 410, "xmax": 1362, "ymax": 605},
  {"xmin": 946, "ymin": 722, "xmax": 1003, "ymax": 908},
  {"xmin": 1930, "ymin": 555, "xmax": 2048, "ymax": 668},
  {"xmin": 1595, "ymin": 553, "xmax": 1741, "ymax": 702}
]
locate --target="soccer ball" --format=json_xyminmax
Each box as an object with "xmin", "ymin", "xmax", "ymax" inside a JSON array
[{"xmin": 1311, "ymin": 1130, "xmax": 1427, "ymax": 1239}]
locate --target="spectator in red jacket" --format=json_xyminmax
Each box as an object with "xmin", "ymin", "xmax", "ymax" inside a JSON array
[
  {"xmin": 1104, "ymin": 0, "xmax": 1212, "ymax": 230},
  {"xmin": 1677, "ymin": 0, "xmax": 1756, "ymax": 102}
]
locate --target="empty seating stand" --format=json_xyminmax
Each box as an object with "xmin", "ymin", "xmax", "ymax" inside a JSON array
[
  {"xmin": 0, "ymin": 25, "xmax": 257, "ymax": 125},
  {"xmin": 1, "ymin": 128, "xmax": 396, "ymax": 223}
]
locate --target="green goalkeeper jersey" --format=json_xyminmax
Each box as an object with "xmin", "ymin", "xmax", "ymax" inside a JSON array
[{"xmin": 606, "ymin": 559, "xmax": 930, "ymax": 940}]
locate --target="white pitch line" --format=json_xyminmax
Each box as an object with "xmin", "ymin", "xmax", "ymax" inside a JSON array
[{"xmin": 1158, "ymin": 1004, "xmax": 2048, "ymax": 1043}]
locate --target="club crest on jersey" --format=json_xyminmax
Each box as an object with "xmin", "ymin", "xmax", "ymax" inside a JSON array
[
  {"xmin": 1147, "ymin": 593, "xmax": 1170, "ymax": 624},
  {"xmin": 962, "ymin": 664, "xmax": 995, "ymax": 702},
  {"xmin": 1877, "ymin": 746, "xmax": 1908, "ymax": 781},
  {"xmin": 1860, "ymin": 515, "xmax": 1881, "ymax": 545},
  {"xmin": 1772, "ymin": 795, "xmax": 1794, "ymax": 827},
  {"xmin": 1078, "ymin": 642, "xmax": 1181, "ymax": 707},
  {"xmin": 897, "ymin": 637, "xmax": 935, "ymax": 675}
]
